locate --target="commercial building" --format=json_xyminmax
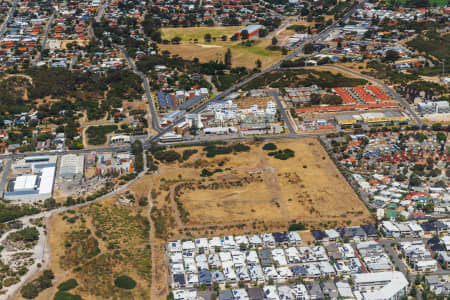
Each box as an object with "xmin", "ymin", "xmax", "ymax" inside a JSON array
[
  {"xmin": 335, "ymin": 111, "xmax": 408, "ymax": 127},
  {"xmin": 59, "ymin": 154, "xmax": 84, "ymax": 178}
]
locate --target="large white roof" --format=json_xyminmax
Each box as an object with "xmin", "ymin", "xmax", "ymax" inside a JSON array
[
  {"xmin": 39, "ymin": 167, "xmax": 55, "ymax": 195},
  {"xmin": 14, "ymin": 175, "xmax": 37, "ymax": 191},
  {"xmin": 355, "ymin": 271, "xmax": 408, "ymax": 300}
]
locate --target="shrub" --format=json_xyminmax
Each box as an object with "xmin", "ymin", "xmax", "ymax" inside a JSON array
[
  {"xmin": 182, "ymin": 149, "xmax": 198, "ymax": 161},
  {"xmin": 57, "ymin": 279, "xmax": 78, "ymax": 291},
  {"xmin": 21, "ymin": 270, "xmax": 54, "ymax": 299},
  {"xmin": 10, "ymin": 226, "xmax": 39, "ymax": 242},
  {"xmin": 54, "ymin": 291, "xmax": 83, "ymax": 300},
  {"xmin": 262, "ymin": 143, "xmax": 277, "ymax": 151},
  {"xmin": 232, "ymin": 143, "xmax": 250, "ymax": 152},
  {"xmin": 138, "ymin": 197, "xmax": 148, "ymax": 206},
  {"xmin": 200, "ymin": 169, "xmax": 214, "ymax": 177},
  {"xmin": 268, "ymin": 149, "xmax": 295, "ymax": 160},
  {"xmin": 154, "ymin": 150, "xmax": 181, "ymax": 163},
  {"xmin": 114, "ymin": 275, "xmax": 136, "ymax": 289},
  {"xmin": 288, "ymin": 223, "xmax": 306, "ymax": 231},
  {"xmin": 21, "ymin": 283, "xmax": 39, "ymax": 299}
]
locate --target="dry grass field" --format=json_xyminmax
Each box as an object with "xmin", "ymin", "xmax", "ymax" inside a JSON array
[
  {"xmin": 159, "ymin": 26, "xmax": 284, "ymax": 69},
  {"xmin": 142, "ymin": 138, "xmax": 373, "ymax": 241},
  {"xmin": 170, "ymin": 139, "xmax": 372, "ymax": 229}
]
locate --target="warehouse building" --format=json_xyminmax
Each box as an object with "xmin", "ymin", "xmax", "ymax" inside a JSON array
[
  {"xmin": 5, "ymin": 166, "xmax": 56, "ymax": 201},
  {"xmin": 59, "ymin": 154, "xmax": 84, "ymax": 178}
]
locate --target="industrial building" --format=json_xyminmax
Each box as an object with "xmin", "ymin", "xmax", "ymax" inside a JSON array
[
  {"xmin": 335, "ymin": 111, "xmax": 409, "ymax": 127},
  {"xmin": 5, "ymin": 166, "xmax": 56, "ymax": 201},
  {"xmin": 59, "ymin": 154, "xmax": 85, "ymax": 178},
  {"xmin": 5, "ymin": 155, "xmax": 57, "ymax": 201},
  {"xmin": 13, "ymin": 155, "xmax": 57, "ymax": 174}
]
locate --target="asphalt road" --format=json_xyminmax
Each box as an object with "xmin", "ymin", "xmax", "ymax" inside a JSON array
[
  {"xmin": 32, "ymin": 13, "xmax": 55, "ymax": 65},
  {"xmin": 270, "ymin": 90, "xmax": 296, "ymax": 135},
  {"xmin": 120, "ymin": 47, "xmax": 162, "ymax": 133}
]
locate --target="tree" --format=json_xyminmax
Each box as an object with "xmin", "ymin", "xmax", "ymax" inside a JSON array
[
  {"xmin": 21, "ymin": 283, "xmax": 39, "ymax": 299},
  {"xmin": 437, "ymin": 132, "xmax": 447, "ymax": 143},
  {"xmin": 114, "ymin": 275, "xmax": 136, "ymax": 289},
  {"xmin": 256, "ymin": 59, "xmax": 262, "ymax": 69},
  {"xmin": 240, "ymin": 30, "xmax": 249, "ymax": 40},
  {"xmin": 171, "ymin": 36, "xmax": 181, "ymax": 44},
  {"xmin": 385, "ymin": 50, "xmax": 400, "ymax": 62},
  {"xmin": 44, "ymin": 198, "xmax": 56, "ymax": 209},
  {"xmin": 224, "ymin": 49, "xmax": 232, "ymax": 67},
  {"xmin": 409, "ymin": 174, "xmax": 422, "ymax": 187},
  {"xmin": 301, "ymin": 7, "xmax": 309, "ymax": 16},
  {"xmin": 221, "ymin": 35, "xmax": 227, "ymax": 41},
  {"xmin": 432, "ymin": 123, "xmax": 442, "ymax": 131},
  {"xmin": 271, "ymin": 37, "xmax": 278, "ymax": 46},
  {"xmin": 303, "ymin": 43, "xmax": 314, "ymax": 54},
  {"xmin": 258, "ymin": 28, "xmax": 268, "ymax": 38},
  {"xmin": 204, "ymin": 33, "xmax": 212, "ymax": 42}
]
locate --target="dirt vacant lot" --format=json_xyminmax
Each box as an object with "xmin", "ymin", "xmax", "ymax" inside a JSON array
[{"xmin": 151, "ymin": 138, "xmax": 372, "ymax": 233}]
